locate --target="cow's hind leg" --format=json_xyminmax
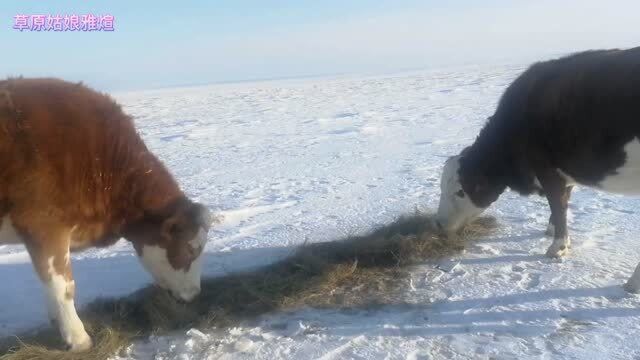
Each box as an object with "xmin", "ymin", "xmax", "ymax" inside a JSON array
[
  {"xmin": 537, "ymin": 168, "xmax": 570, "ymax": 258},
  {"xmin": 546, "ymin": 185, "xmax": 573, "ymax": 237},
  {"xmin": 25, "ymin": 228, "xmax": 92, "ymax": 352}
]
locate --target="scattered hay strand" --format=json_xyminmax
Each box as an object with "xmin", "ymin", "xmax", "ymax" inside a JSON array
[
  {"xmin": 0, "ymin": 327, "xmax": 129, "ymax": 360},
  {"xmin": 0, "ymin": 213, "xmax": 498, "ymax": 360}
]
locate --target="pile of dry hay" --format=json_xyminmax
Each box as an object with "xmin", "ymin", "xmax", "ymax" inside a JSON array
[{"xmin": 0, "ymin": 212, "xmax": 498, "ymax": 360}]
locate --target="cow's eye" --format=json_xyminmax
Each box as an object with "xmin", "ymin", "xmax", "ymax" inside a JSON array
[{"xmin": 455, "ymin": 189, "xmax": 465, "ymax": 198}]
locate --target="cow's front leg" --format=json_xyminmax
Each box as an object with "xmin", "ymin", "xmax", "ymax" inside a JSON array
[
  {"xmin": 545, "ymin": 185, "xmax": 573, "ymax": 237},
  {"xmin": 25, "ymin": 229, "xmax": 92, "ymax": 352},
  {"xmin": 538, "ymin": 169, "xmax": 570, "ymax": 258}
]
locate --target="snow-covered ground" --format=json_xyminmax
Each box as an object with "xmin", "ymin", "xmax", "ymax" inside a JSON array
[{"xmin": 3, "ymin": 62, "xmax": 640, "ymax": 359}]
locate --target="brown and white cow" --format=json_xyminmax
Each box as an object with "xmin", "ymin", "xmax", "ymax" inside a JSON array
[
  {"xmin": 436, "ymin": 47, "xmax": 640, "ymax": 291},
  {"xmin": 0, "ymin": 78, "xmax": 215, "ymax": 351}
]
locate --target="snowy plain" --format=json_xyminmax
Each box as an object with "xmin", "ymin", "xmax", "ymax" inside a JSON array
[{"xmin": 3, "ymin": 62, "xmax": 640, "ymax": 359}]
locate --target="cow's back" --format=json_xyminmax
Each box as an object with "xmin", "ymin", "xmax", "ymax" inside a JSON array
[
  {"xmin": 495, "ymin": 47, "xmax": 640, "ymax": 130},
  {"xmin": 0, "ymin": 78, "xmax": 148, "ymax": 223},
  {"xmin": 498, "ymin": 47, "xmax": 640, "ymax": 187}
]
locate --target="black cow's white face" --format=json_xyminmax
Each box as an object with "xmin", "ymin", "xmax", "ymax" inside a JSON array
[{"xmin": 436, "ymin": 155, "xmax": 486, "ymax": 234}]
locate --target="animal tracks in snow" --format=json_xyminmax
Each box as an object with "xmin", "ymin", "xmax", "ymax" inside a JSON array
[
  {"xmin": 513, "ymin": 270, "xmax": 542, "ymax": 291},
  {"xmin": 218, "ymin": 201, "xmax": 298, "ymax": 229}
]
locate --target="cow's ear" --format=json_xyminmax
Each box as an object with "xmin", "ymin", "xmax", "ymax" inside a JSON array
[
  {"xmin": 161, "ymin": 213, "xmax": 186, "ymax": 240},
  {"xmin": 472, "ymin": 174, "xmax": 489, "ymax": 195}
]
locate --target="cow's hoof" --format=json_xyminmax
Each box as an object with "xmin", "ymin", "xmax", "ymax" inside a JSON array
[
  {"xmin": 66, "ymin": 333, "xmax": 93, "ymax": 352},
  {"xmin": 545, "ymin": 244, "xmax": 569, "ymax": 258}
]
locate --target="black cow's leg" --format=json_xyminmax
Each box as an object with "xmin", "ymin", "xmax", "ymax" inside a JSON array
[
  {"xmin": 537, "ymin": 169, "xmax": 570, "ymax": 258},
  {"xmin": 545, "ymin": 185, "xmax": 573, "ymax": 237}
]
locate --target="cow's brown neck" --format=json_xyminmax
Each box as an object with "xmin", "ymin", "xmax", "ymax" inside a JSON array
[{"xmin": 113, "ymin": 152, "xmax": 185, "ymax": 235}]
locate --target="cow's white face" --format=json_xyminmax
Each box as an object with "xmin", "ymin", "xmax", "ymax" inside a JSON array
[
  {"xmin": 436, "ymin": 155, "xmax": 486, "ymax": 234},
  {"xmin": 139, "ymin": 228, "xmax": 207, "ymax": 302},
  {"xmin": 131, "ymin": 202, "xmax": 213, "ymax": 302}
]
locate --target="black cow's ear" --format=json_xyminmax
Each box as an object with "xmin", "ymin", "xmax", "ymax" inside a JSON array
[{"xmin": 472, "ymin": 175, "xmax": 489, "ymax": 195}]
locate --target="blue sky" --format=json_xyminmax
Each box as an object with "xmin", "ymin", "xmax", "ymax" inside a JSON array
[{"xmin": 2, "ymin": 0, "xmax": 639, "ymax": 91}]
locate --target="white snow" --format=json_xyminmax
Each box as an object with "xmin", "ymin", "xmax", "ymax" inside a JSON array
[{"xmin": 3, "ymin": 63, "xmax": 640, "ymax": 359}]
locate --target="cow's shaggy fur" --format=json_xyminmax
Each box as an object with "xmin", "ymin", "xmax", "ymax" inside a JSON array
[{"xmin": 0, "ymin": 78, "xmax": 212, "ymax": 351}]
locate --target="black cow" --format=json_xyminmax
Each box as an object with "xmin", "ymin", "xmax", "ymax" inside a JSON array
[{"xmin": 435, "ymin": 47, "xmax": 640, "ymax": 291}]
